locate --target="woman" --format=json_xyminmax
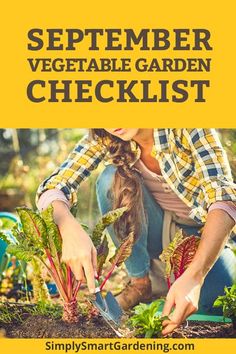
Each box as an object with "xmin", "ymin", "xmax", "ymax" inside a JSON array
[{"xmin": 36, "ymin": 128, "xmax": 236, "ymax": 335}]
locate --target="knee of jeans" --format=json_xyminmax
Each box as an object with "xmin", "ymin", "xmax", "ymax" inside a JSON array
[{"xmin": 96, "ymin": 164, "xmax": 117, "ymax": 198}]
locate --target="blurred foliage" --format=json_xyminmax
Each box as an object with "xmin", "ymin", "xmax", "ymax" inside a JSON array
[
  {"xmin": 0, "ymin": 129, "xmax": 100, "ymax": 227},
  {"xmin": 0, "ymin": 129, "xmax": 235, "ymax": 228},
  {"xmin": 0, "ymin": 218, "xmax": 16, "ymax": 231},
  {"xmin": 219, "ymin": 130, "xmax": 236, "ymax": 181}
]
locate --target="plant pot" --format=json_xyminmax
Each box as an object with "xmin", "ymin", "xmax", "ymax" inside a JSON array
[{"xmin": 0, "ymin": 189, "xmax": 25, "ymax": 212}]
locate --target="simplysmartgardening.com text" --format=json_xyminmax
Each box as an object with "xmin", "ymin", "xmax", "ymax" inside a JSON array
[{"xmin": 45, "ymin": 340, "xmax": 195, "ymax": 353}]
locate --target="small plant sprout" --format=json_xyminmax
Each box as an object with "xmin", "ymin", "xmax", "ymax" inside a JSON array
[
  {"xmin": 159, "ymin": 229, "xmax": 200, "ymax": 288},
  {"xmin": 213, "ymin": 284, "xmax": 236, "ymax": 329},
  {"xmin": 129, "ymin": 299, "xmax": 167, "ymax": 338}
]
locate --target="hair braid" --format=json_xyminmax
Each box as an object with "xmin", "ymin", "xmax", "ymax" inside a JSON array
[{"xmin": 91, "ymin": 129, "xmax": 145, "ymax": 241}]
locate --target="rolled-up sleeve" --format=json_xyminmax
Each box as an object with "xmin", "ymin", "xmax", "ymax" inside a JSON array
[
  {"xmin": 35, "ymin": 134, "xmax": 107, "ymax": 208},
  {"xmin": 183, "ymin": 129, "xmax": 236, "ymax": 210},
  {"xmin": 208, "ymin": 201, "xmax": 236, "ymax": 223}
]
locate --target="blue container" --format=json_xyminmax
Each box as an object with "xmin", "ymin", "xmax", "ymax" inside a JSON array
[{"xmin": 0, "ymin": 212, "xmax": 19, "ymax": 262}]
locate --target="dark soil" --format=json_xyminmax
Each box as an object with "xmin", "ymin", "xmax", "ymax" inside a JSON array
[
  {"xmin": 1, "ymin": 300, "xmax": 235, "ymax": 338},
  {"xmin": 1, "ymin": 314, "xmax": 115, "ymax": 338},
  {"xmin": 1, "ymin": 316, "xmax": 236, "ymax": 338},
  {"xmin": 172, "ymin": 321, "xmax": 236, "ymax": 338}
]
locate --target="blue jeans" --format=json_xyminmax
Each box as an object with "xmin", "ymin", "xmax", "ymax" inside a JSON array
[{"xmin": 96, "ymin": 164, "xmax": 236, "ymax": 314}]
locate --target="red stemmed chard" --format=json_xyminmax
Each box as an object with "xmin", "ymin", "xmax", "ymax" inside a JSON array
[
  {"xmin": 159, "ymin": 229, "xmax": 200, "ymax": 289},
  {"xmin": 89, "ymin": 207, "xmax": 135, "ymax": 290},
  {"xmin": 0, "ymin": 205, "xmax": 134, "ymax": 323}
]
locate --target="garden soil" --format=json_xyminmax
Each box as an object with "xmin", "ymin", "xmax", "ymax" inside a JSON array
[{"xmin": 1, "ymin": 315, "xmax": 236, "ymax": 338}]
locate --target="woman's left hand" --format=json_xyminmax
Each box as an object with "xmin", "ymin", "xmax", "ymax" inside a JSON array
[{"xmin": 161, "ymin": 271, "xmax": 204, "ymax": 336}]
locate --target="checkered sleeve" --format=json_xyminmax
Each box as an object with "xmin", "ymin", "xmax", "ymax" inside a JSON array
[
  {"xmin": 35, "ymin": 134, "xmax": 107, "ymax": 207},
  {"xmin": 183, "ymin": 129, "xmax": 236, "ymax": 210}
]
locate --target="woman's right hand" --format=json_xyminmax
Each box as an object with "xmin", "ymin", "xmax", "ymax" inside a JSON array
[{"xmin": 52, "ymin": 201, "xmax": 97, "ymax": 293}]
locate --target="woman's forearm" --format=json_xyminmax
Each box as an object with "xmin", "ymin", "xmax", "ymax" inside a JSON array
[
  {"xmin": 51, "ymin": 200, "xmax": 86, "ymax": 237},
  {"xmin": 37, "ymin": 192, "xmax": 85, "ymax": 236},
  {"xmin": 187, "ymin": 208, "xmax": 235, "ymax": 280},
  {"xmin": 51, "ymin": 200, "xmax": 73, "ymax": 226}
]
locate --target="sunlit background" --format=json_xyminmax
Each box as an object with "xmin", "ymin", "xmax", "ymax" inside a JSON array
[{"xmin": 0, "ymin": 129, "xmax": 236, "ymax": 228}]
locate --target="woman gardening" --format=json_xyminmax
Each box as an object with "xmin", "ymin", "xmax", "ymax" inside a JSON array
[{"xmin": 36, "ymin": 129, "xmax": 236, "ymax": 335}]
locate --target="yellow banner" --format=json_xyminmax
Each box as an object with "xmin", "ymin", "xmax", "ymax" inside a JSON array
[
  {"xmin": 1, "ymin": 0, "xmax": 236, "ymax": 127},
  {"xmin": 0, "ymin": 338, "xmax": 236, "ymax": 354}
]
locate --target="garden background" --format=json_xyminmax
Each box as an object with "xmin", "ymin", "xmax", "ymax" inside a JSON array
[
  {"xmin": 0, "ymin": 129, "xmax": 236, "ymax": 339},
  {"xmin": 1, "ymin": 129, "xmax": 236, "ymax": 225}
]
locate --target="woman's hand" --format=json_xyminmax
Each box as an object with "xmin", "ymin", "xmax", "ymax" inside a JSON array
[
  {"xmin": 161, "ymin": 207, "xmax": 235, "ymax": 336},
  {"xmin": 161, "ymin": 270, "xmax": 203, "ymax": 336},
  {"xmin": 52, "ymin": 200, "xmax": 97, "ymax": 293}
]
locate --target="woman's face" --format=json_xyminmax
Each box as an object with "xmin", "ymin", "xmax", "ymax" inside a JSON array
[{"xmin": 104, "ymin": 129, "xmax": 140, "ymax": 141}]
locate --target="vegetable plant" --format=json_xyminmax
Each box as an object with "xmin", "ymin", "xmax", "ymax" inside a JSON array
[
  {"xmin": 91, "ymin": 210, "xmax": 134, "ymax": 290},
  {"xmin": 159, "ymin": 229, "xmax": 200, "ymax": 288},
  {"xmin": 130, "ymin": 229, "xmax": 201, "ymax": 338},
  {"xmin": 129, "ymin": 300, "xmax": 167, "ymax": 338},
  {"xmin": 29, "ymin": 258, "xmax": 51, "ymax": 303},
  {"xmin": 213, "ymin": 284, "xmax": 236, "ymax": 329},
  {"xmin": 0, "ymin": 206, "xmax": 80, "ymax": 322},
  {"xmin": 0, "ymin": 205, "xmax": 134, "ymax": 323}
]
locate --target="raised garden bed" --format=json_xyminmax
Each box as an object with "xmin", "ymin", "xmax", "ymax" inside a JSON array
[
  {"xmin": 0, "ymin": 304, "xmax": 235, "ymax": 338},
  {"xmin": 1, "ymin": 317, "xmax": 235, "ymax": 338},
  {"xmin": 1, "ymin": 208, "xmax": 236, "ymax": 339}
]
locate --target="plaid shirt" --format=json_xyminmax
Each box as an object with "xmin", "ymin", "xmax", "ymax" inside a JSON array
[{"xmin": 36, "ymin": 129, "xmax": 236, "ymax": 224}]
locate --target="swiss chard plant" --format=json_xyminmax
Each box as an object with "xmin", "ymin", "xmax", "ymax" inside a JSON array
[
  {"xmin": 159, "ymin": 229, "xmax": 200, "ymax": 288},
  {"xmin": 0, "ymin": 205, "xmax": 134, "ymax": 323},
  {"xmin": 213, "ymin": 284, "xmax": 236, "ymax": 329},
  {"xmin": 0, "ymin": 208, "xmax": 58, "ymax": 308},
  {"xmin": 129, "ymin": 299, "xmax": 167, "ymax": 338},
  {"xmin": 90, "ymin": 210, "xmax": 135, "ymax": 290}
]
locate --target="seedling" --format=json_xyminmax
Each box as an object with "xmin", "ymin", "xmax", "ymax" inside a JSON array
[
  {"xmin": 0, "ymin": 302, "xmax": 23, "ymax": 324},
  {"xmin": 129, "ymin": 299, "xmax": 167, "ymax": 338},
  {"xmin": 213, "ymin": 284, "xmax": 236, "ymax": 329}
]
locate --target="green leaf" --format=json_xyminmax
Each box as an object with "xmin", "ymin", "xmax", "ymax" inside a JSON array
[
  {"xmin": 134, "ymin": 302, "xmax": 149, "ymax": 315},
  {"xmin": 80, "ymin": 223, "xmax": 90, "ymax": 232},
  {"xmin": 213, "ymin": 285, "xmax": 236, "ymax": 318},
  {"xmin": 159, "ymin": 229, "xmax": 185, "ymax": 278},
  {"xmin": 11, "ymin": 224, "xmax": 21, "ymax": 241},
  {"xmin": 0, "ymin": 253, "xmax": 11, "ymax": 275},
  {"xmin": 16, "ymin": 207, "xmax": 46, "ymax": 247},
  {"xmin": 92, "ymin": 207, "xmax": 127, "ymax": 247},
  {"xmin": 108, "ymin": 232, "xmax": 135, "ymax": 268},
  {"xmin": 213, "ymin": 298, "xmax": 223, "ymax": 307},
  {"xmin": 230, "ymin": 284, "xmax": 236, "ymax": 293},
  {"xmin": 6, "ymin": 244, "xmax": 36, "ymax": 262},
  {"xmin": 145, "ymin": 328, "xmax": 154, "ymax": 338},
  {"xmin": 41, "ymin": 205, "xmax": 62, "ymax": 252},
  {"xmin": 97, "ymin": 235, "xmax": 109, "ymax": 276},
  {"xmin": 129, "ymin": 299, "xmax": 166, "ymax": 338},
  {"xmin": 0, "ymin": 231, "xmax": 12, "ymax": 245}
]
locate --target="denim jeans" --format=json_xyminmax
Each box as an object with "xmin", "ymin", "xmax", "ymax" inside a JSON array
[{"xmin": 96, "ymin": 164, "xmax": 236, "ymax": 314}]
